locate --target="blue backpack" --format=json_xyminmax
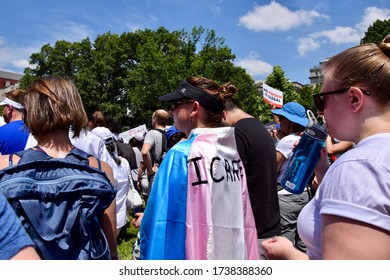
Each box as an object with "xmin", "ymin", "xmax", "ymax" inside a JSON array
[{"xmin": 0, "ymin": 147, "xmax": 116, "ymax": 260}]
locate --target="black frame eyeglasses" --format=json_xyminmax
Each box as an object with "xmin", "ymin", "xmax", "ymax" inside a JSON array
[{"xmin": 313, "ymin": 87, "xmax": 370, "ymax": 111}]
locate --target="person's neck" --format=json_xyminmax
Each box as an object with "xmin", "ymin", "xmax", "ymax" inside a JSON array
[
  {"xmin": 154, "ymin": 124, "xmax": 165, "ymax": 130},
  {"xmin": 351, "ymin": 101, "xmax": 390, "ymax": 143},
  {"xmin": 9, "ymin": 112, "xmax": 23, "ymax": 122},
  {"xmin": 227, "ymin": 108, "xmax": 253, "ymax": 125},
  {"xmin": 34, "ymin": 128, "xmax": 74, "ymax": 158},
  {"xmin": 235, "ymin": 108, "xmax": 253, "ymax": 121}
]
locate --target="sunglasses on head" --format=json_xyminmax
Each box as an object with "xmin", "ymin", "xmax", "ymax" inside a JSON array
[{"xmin": 313, "ymin": 87, "xmax": 370, "ymax": 111}]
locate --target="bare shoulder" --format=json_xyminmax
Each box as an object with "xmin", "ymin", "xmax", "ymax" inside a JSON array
[
  {"xmin": 0, "ymin": 153, "xmax": 21, "ymax": 170},
  {"xmin": 88, "ymin": 157, "xmax": 111, "ymax": 171},
  {"xmin": 0, "ymin": 155, "xmax": 8, "ymax": 170},
  {"xmin": 0, "ymin": 154, "xmax": 17, "ymax": 170},
  {"xmin": 88, "ymin": 157, "xmax": 115, "ymax": 185}
]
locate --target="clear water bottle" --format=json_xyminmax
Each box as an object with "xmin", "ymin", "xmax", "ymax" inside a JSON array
[{"xmin": 281, "ymin": 110, "xmax": 328, "ymax": 194}]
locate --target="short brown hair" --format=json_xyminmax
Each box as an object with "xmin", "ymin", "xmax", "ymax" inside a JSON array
[
  {"xmin": 89, "ymin": 110, "xmax": 106, "ymax": 128},
  {"xmin": 153, "ymin": 109, "xmax": 169, "ymax": 127},
  {"xmin": 22, "ymin": 76, "xmax": 88, "ymax": 137}
]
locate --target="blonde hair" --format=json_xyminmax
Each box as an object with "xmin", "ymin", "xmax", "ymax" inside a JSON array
[
  {"xmin": 325, "ymin": 34, "xmax": 390, "ymax": 104},
  {"xmin": 22, "ymin": 76, "xmax": 88, "ymax": 137}
]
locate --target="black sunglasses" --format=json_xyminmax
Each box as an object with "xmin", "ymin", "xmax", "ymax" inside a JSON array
[
  {"xmin": 172, "ymin": 99, "xmax": 194, "ymax": 110},
  {"xmin": 313, "ymin": 87, "xmax": 370, "ymax": 111}
]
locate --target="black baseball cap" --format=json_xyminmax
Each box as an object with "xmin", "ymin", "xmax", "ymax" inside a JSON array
[{"xmin": 159, "ymin": 80, "xmax": 224, "ymax": 113}]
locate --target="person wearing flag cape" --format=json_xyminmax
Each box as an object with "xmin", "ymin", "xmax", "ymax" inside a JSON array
[{"xmin": 139, "ymin": 77, "xmax": 260, "ymax": 260}]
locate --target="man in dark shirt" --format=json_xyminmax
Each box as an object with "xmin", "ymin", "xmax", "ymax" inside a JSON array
[{"xmin": 223, "ymin": 97, "xmax": 280, "ymax": 259}]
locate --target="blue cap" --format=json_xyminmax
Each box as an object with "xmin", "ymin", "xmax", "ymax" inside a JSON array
[
  {"xmin": 165, "ymin": 125, "xmax": 182, "ymax": 148},
  {"xmin": 271, "ymin": 102, "xmax": 308, "ymax": 127}
]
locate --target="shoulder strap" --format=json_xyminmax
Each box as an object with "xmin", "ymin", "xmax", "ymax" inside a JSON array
[
  {"xmin": 8, "ymin": 148, "xmax": 44, "ymax": 167},
  {"xmin": 8, "ymin": 154, "xmax": 13, "ymax": 167},
  {"xmin": 149, "ymin": 128, "xmax": 167, "ymax": 164},
  {"xmin": 7, "ymin": 147, "xmax": 102, "ymax": 169},
  {"xmin": 88, "ymin": 156, "xmax": 102, "ymax": 170},
  {"xmin": 67, "ymin": 147, "xmax": 102, "ymax": 170},
  {"xmin": 151, "ymin": 128, "xmax": 165, "ymax": 134}
]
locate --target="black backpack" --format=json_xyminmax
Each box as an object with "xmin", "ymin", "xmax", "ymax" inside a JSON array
[
  {"xmin": 0, "ymin": 147, "xmax": 116, "ymax": 260},
  {"xmin": 150, "ymin": 128, "xmax": 167, "ymax": 165},
  {"xmin": 117, "ymin": 142, "xmax": 137, "ymax": 170}
]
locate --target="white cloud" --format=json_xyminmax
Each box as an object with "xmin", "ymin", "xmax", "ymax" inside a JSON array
[
  {"xmin": 297, "ymin": 37, "xmax": 321, "ymax": 57},
  {"xmin": 204, "ymin": 0, "xmax": 224, "ymax": 17},
  {"xmin": 39, "ymin": 19, "xmax": 93, "ymax": 43},
  {"xmin": 0, "ymin": 16, "xmax": 94, "ymax": 73},
  {"xmin": 0, "ymin": 40, "xmax": 41, "ymax": 73},
  {"xmin": 313, "ymin": 27, "xmax": 361, "ymax": 45},
  {"xmin": 356, "ymin": 6, "xmax": 390, "ymax": 32},
  {"xmin": 239, "ymin": 2, "xmax": 328, "ymax": 32},
  {"xmin": 121, "ymin": 14, "xmax": 159, "ymax": 32},
  {"xmin": 235, "ymin": 51, "xmax": 273, "ymax": 79},
  {"xmin": 297, "ymin": 6, "xmax": 390, "ymax": 56},
  {"xmin": 12, "ymin": 59, "xmax": 31, "ymax": 69}
]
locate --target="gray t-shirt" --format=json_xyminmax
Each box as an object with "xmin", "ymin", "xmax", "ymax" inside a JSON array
[{"xmin": 144, "ymin": 129, "xmax": 165, "ymax": 165}]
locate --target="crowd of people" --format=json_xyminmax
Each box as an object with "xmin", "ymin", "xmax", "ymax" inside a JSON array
[{"xmin": 0, "ymin": 35, "xmax": 389, "ymax": 260}]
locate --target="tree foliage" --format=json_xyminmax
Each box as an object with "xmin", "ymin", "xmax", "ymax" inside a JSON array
[
  {"xmin": 360, "ymin": 19, "xmax": 390, "ymax": 45},
  {"xmin": 20, "ymin": 27, "xmax": 260, "ymax": 129},
  {"xmin": 295, "ymin": 84, "xmax": 318, "ymax": 115}
]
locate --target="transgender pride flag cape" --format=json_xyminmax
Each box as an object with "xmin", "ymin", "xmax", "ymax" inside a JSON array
[{"xmin": 140, "ymin": 127, "xmax": 259, "ymax": 260}]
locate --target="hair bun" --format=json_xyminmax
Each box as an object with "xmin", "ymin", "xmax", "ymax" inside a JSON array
[
  {"xmin": 221, "ymin": 83, "xmax": 237, "ymax": 98},
  {"xmin": 379, "ymin": 34, "xmax": 390, "ymax": 57}
]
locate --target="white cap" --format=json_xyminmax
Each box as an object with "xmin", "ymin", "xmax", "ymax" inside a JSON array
[
  {"xmin": 133, "ymin": 131, "xmax": 145, "ymax": 142},
  {"xmin": 91, "ymin": 127, "xmax": 115, "ymax": 144},
  {"xmin": 0, "ymin": 97, "xmax": 24, "ymax": 109}
]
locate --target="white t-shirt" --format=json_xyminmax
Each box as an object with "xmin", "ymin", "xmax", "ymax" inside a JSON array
[
  {"xmin": 113, "ymin": 156, "xmax": 131, "ymax": 229},
  {"xmin": 298, "ymin": 133, "xmax": 390, "ymax": 259}
]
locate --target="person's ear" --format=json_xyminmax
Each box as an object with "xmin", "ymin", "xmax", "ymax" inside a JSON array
[
  {"xmin": 348, "ymin": 87, "xmax": 364, "ymax": 113},
  {"xmin": 191, "ymin": 101, "xmax": 200, "ymax": 113},
  {"xmin": 222, "ymin": 110, "xmax": 227, "ymax": 121}
]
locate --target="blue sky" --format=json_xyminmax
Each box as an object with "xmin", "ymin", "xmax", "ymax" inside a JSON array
[{"xmin": 1, "ymin": 0, "xmax": 389, "ymax": 85}]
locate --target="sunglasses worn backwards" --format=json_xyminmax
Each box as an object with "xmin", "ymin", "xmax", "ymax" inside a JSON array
[{"xmin": 313, "ymin": 87, "xmax": 371, "ymax": 111}]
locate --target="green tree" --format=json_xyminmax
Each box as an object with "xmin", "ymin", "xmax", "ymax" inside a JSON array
[
  {"xmin": 257, "ymin": 65, "xmax": 298, "ymax": 124},
  {"xmin": 296, "ymin": 84, "xmax": 316, "ymax": 113},
  {"xmin": 360, "ymin": 19, "xmax": 390, "ymax": 45},
  {"xmin": 20, "ymin": 27, "xmax": 259, "ymax": 128}
]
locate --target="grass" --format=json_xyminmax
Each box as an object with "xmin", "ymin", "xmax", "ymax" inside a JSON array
[
  {"xmin": 117, "ymin": 204, "xmax": 144, "ymax": 260},
  {"xmin": 117, "ymin": 217, "xmax": 139, "ymax": 260}
]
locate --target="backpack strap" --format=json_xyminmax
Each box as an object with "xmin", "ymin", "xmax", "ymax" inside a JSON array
[
  {"xmin": 8, "ymin": 147, "xmax": 102, "ymax": 170},
  {"xmin": 150, "ymin": 128, "xmax": 167, "ymax": 165},
  {"xmin": 8, "ymin": 153, "xmax": 21, "ymax": 167},
  {"xmin": 88, "ymin": 156, "xmax": 102, "ymax": 170},
  {"xmin": 8, "ymin": 154, "xmax": 13, "ymax": 167}
]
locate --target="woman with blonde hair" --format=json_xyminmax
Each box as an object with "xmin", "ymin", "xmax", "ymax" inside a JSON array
[{"xmin": 262, "ymin": 35, "xmax": 390, "ymax": 260}]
